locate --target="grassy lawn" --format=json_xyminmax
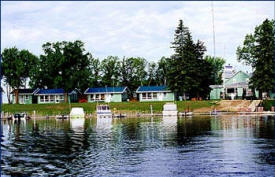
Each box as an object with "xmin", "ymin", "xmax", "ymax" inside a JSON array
[{"xmin": 1, "ymin": 101, "xmax": 214, "ymax": 115}]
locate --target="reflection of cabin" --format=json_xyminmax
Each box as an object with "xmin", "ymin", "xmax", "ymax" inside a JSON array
[
  {"xmin": 84, "ymin": 87, "xmax": 128, "ymax": 102},
  {"xmin": 136, "ymin": 86, "xmax": 175, "ymax": 102},
  {"xmin": 34, "ymin": 89, "xmax": 65, "ymax": 104},
  {"xmin": 210, "ymin": 65, "xmax": 259, "ymax": 100},
  {"xmin": 11, "ymin": 89, "xmax": 38, "ymax": 104}
]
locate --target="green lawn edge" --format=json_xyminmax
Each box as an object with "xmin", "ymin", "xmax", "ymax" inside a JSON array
[{"xmin": 1, "ymin": 101, "xmax": 214, "ymax": 115}]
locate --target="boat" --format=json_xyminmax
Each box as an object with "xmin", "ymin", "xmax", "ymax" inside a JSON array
[
  {"xmin": 179, "ymin": 112, "xmax": 193, "ymax": 117},
  {"xmin": 70, "ymin": 107, "xmax": 85, "ymax": 118},
  {"xmin": 113, "ymin": 113, "xmax": 127, "ymax": 118},
  {"xmin": 56, "ymin": 114, "xmax": 69, "ymax": 119},
  {"xmin": 162, "ymin": 103, "xmax": 178, "ymax": 116},
  {"xmin": 96, "ymin": 105, "xmax": 112, "ymax": 118},
  {"xmin": 13, "ymin": 112, "xmax": 31, "ymax": 120}
]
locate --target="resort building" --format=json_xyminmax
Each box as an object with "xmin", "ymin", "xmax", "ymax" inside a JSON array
[
  {"xmin": 84, "ymin": 86, "xmax": 128, "ymax": 102},
  {"xmin": 210, "ymin": 65, "xmax": 258, "ymax": 100},
  {"xmin": 34, "ymin": 89, "xmax": 65, "ymax": 104},
  {"xmin": 11, "ymin": 89, "xmax": 38, "ymax": 104},
  {"xmin": 136, "ymin": 86, "xmax": 175, "ymax": 102}
]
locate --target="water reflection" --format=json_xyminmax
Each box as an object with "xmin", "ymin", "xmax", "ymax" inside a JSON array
[{"xmin": 1, "ymin": 116, "xmax": 274, "ymax": 176}]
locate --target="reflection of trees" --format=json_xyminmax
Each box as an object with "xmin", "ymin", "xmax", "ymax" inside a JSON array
[{"xmin": 176, "ymin": 117, "xmax": 212, "ymax": 146}]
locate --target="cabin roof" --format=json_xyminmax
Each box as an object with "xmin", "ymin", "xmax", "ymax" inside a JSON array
[
  {"xmin": 34, "ymin": 88, "xmax": 64, "ymax": 95},
  {"xmin": 84, "ymin": 86, "xmax": 127, "ymax": 94},
  {"xmin": 11, "ymin": 89, "xmax": 37, "ymax": 95},
  {"xmin": 136, "ymin": 86, "xmax": 171, "ymax": 93}
]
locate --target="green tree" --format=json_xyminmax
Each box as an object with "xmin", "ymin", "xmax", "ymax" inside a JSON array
[
  {"xmin": 100, "ymin": 56, "xmax": 120, "ymax": 87},
  {"xmin": 2, "ymin": 47, "xmax": 38, "ymax": 103},
  {"xmin": 89, "ymin": 58, "xmax": 101, "ymax": 87},
  {"xmin": 156, "ymin": 57, "xmax": 170, "ymax": 86},
  {"xmin": 31, "ymin": 40, "xmax": 93, "ymax": 102},
  {"xmin": 146, "ymin": 61, "xmax": 158, "ymax": 86},
  {"xmin": 204, "ymin": 56, "xmax": 226, "ymax": 85},
  {"xmin": 237, "ymin": 19, "xmax": 274, "ymax": 99},
  {"xmin": 167, "ymin": 19, "xmax": 208, "ymax": 99},
  {"xmin": 119, "ymin": 57, "xmax": 147, "ymax": 98}
]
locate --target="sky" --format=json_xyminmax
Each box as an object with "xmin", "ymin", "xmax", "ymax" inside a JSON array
[{"xmin": 1, "ymin": 1, "xmax": 274, "ymax": 103}]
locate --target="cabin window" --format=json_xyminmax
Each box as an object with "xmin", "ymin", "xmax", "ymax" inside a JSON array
[
  {"xmin": 50, "ymin": 95, "xmax": 55, "ymax": 102},
  {"xmin": 142, "ymin": 93, "xmax": 146, "ymax": 99},
  {"xmin": 45, "ymin": 95, "xmax": 49, "ymax": 102},
  {"xmin": 153, "ymin": 93, "xmax": 157, "ymax": 99},
  {"xmin": 148, "ymin": 93, "xmax": 152, "ymax": 99},
  {"xmin": 96, "ymin": 94, "xmax": 99, "ymax": 99},
  {"xmin": 101, "ymin": 94, "xmax": 105, "ymax": 100},
  {"xmin": 59, "ymin": 95, "xmax": 64, "ymax": 101},
  {"xmin": 25, "ymin": 95, "xmax": 29, "ymax": 100},
  {"xmin": 227, "ymin": 88, "xmax": 235, "ymax": 93},
  {"xmin": 40, "ymin": 96, "xmax": 45, "ymax": 102}
]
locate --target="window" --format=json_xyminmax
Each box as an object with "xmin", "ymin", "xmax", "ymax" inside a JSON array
[
  {"xmin": 45, "ymin": 95, "xmax": 49, "ymax": 102},
  {"xmin": 25, "ymin": 95, "xmax": 29, "ymax": 100},
  {"xmin": 40, "ymin": 96, "xmax": 45, "ymax": 102},
  {"xmin": 142, "ymin": 93, "xmax": 146, "ymax": 99},
  {"xmin": 227, "ymin": 88, "xmax": 235, "ymax": 93},
  {"xmin": 164, "ymin": 93, "xmax": 167, "ymax": 97},
  {"xmin": 148, "ymin": 93, "xmax": 152, "ymax": 99},
  {"xmin": 50, "ymin": 95, "xmax": 55, "ymax": 102},
  {"xmin": 96, "ymin": 94, "xmax": 99, "ymax": 100},
  {"xmin": 101, "ymin": 94, "xmax": 105, "ymax": 100},
  {"xmin": 153, "ymin": 93, "xmax": 157, "ymax": 99},
  {"xmin": 59, "ymin": 95, "xmax": 64, "ymax": 100}
]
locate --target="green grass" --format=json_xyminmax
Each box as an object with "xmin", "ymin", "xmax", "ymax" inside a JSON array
[
  {"xmin": 1, "ymin": 101, "xmax": 213, "ymax": 115},
  {"xmin": 262, "ymin": 100, "xmax": 275, "ymax": 111}
]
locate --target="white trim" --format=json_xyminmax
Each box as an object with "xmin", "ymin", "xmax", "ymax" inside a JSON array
[{"xmin": 136, "ymin": 90, "xmax": 171, "ymax": 93}]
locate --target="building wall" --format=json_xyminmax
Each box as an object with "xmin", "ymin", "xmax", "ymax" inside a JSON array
[
  {"xmin": 210, "ymin": 88, "xmax": 222, "ymax": 100},
  {"xmin": 139, "ymin": 92, "xmax": 174, "ymax": 102},
  {"xmin": 225, "ymin": 71, "xmax": 249, "ymax": 85},
  {"xmin": 87, "ymin": 93, "xmax": 123, "ymax": 102},
  {"xmin": 12, "ymin": 94, "xmax": 32, "ymax": 104},
  {"xmin": 237, "ymin": 88, "xmax": 243, "ymax": 97},
  {"xmin": 110, "ymin": 94, "xmax": 122, "ymax": 102}
]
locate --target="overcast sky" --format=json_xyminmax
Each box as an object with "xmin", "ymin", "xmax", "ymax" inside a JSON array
[{"xmin": 1, "ymin": 1, "xmax": 274, "ymax": 102}]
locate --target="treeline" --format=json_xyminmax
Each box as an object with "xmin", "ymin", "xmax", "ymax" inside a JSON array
[{"xmin": 1, "ymin": 20, "xmax": 226, "ymax": 103}]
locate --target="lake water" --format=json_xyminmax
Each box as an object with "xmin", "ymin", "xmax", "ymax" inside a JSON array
[{"xmin": 1, "ymin": 115, "xmax": 275, "ymax": 176}]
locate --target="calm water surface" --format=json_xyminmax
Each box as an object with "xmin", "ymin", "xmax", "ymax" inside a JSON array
[{"xmin": 1, "ymin": 116, "xmax": 275, "ymax": 176}]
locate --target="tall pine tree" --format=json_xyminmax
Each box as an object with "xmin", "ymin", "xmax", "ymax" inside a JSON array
[{"xmin": 167, "ymin": 19, "xmax": 208, "ymax": 99}]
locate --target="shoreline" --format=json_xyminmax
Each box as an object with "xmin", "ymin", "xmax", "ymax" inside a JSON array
[{"xmin": 1, "ymin": 111, "xmax": 274, "ymax": 120}]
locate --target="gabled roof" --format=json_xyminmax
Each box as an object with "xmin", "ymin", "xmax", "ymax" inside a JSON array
[
  {"xmin": 84, "ymin": 87, "xmax": 127, "ymax": 94},
  {"xmin": 11, "ymin": 89, "xmax": 37, "ymax": 95},
  {"xmin": 224, "ymin": 71, "xmax": 250, "ymax": 85},
  {"xmin": 69, "ymin": 88, "xmax": 82, "ymax": 95},
  {"xmin": 34, "ymin": 89, "xmax": 64, "ymax": 95},
  {"xmin": 136, "ymin": 86, "xmax": 171, "ymax": 93}
]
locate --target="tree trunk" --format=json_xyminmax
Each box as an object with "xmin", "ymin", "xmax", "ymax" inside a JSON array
[
  {"xmin": 64, "ymin": 93, "xmax": 68, "ymax": 103},
  {"xmin": 259, "ymin": 90, "xmax": 263, "ymax": 100},
  {"xmin": 15, "ymin": 89, "xmax": 19, "ymax": 104},
  {"xmin": 6, "ymin": 84, "xmax": 11, "ymax": 104}
]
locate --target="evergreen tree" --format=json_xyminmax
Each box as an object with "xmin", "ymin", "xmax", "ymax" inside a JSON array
[{"xmin": 167, "ymin": 19, "xmax": 207, "ymax": 99}]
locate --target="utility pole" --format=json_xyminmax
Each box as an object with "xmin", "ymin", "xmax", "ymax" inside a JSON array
[{"xmin": 211, "ymin": 1, "xmax": 216, "ymax": 58}]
